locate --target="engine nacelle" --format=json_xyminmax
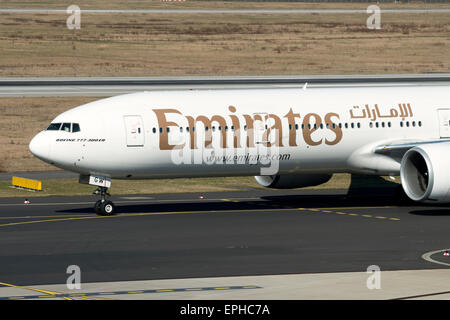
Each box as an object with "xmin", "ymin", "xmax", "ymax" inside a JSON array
[
  {"xmin": 400, "ymin": 142, "xmax": 450, "ymax": 203},
  {"xmin": 255, "ymin": 173, "xmax": 332, "ymax": 189}
]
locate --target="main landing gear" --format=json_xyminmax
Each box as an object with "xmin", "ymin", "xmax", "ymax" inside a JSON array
[{"xmin": 93, "ymin": 186, "xmax": 115, "ymax": 216}]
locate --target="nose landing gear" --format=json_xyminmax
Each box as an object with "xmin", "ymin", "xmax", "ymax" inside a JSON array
[{"xmin": 93, "ymin": 187, "xmax": 115, "ymax": 216}]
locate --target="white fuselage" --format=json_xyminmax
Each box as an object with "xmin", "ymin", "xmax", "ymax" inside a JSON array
[{"xmin": 29, "ymin": 86, "xmax": 450, "ymax": 180}]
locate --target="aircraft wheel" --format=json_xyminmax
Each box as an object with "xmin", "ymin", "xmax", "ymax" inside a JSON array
[
  {"xmin": 94, "ymin": 200, "xmax": 102, "ymax": 214},
  {"xmin": 100, "ymin": 200, "xmax": 115, "ymax": 216}
]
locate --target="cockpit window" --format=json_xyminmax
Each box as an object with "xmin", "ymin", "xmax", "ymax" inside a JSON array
[
  {"xmin": 61, "ymin": 123, "xmax": 71, "ymax": 132},
  {"xmin": 47, "ymin": 123, "xmax": 62, "ymax": 131},
  {"xmin": 72, "ymin": 123, "xmax": 80, "ymax": 133},
  {"xmin": 46, "ymin": 122, "xmax": 81, "ymax": 132}
]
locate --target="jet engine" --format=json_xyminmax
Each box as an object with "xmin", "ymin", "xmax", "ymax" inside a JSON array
[
  {"xmin": 400, "ymin": 142, "xmax": 450, "ymax": 203},
  {"xmin": 255, "ymin": 173, "xmax": 332, "ymax": 189}
]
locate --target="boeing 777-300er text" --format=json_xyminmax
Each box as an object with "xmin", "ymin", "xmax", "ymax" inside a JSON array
[{"xmin": 29, "ymin": 86, "xmax": 450, "ymax": 215}]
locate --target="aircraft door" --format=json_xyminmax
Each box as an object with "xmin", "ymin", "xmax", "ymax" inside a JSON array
[
  {"xmin": 438, "ymin": 109, "xmax": 450, "ymax": 138},
  {"xmin": 124, "ymin": 115, "xmax": 145, "ymax": 147},
  {"xmin": 253, "ymin": 112, "xmax": 268, "ymax": 145}
]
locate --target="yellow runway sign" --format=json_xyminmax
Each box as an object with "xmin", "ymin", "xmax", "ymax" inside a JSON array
[{"xmin": 12, "ymin": 176, "xmax": 42, "ymax": 191}]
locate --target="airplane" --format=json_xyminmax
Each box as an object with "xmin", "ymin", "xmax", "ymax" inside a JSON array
[{"xmin": 29, "ymin": 85, "xmax": 450, "ymax": 216}]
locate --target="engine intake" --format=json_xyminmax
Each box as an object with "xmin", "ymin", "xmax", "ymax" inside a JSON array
[{"xmin": 400, "ymin": 142, "xmax": 450, "ymax": 203}]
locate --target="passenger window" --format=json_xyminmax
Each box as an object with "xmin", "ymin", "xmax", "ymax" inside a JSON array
[
  {"xmin": 152, "ymin": 128, "xmax": 156, "ymax": 133},
  {"xmin": 72, "ymin": 123, "xmax": 81, "ymax": 132},
  {"xmin": 418, "ymin": 121, "xmax": 422, "ymax": 127},
  {"xmin": 61, "ymin": 123, "xmax": 71, "ymax": 132},
  {"xmin": 47, "ymin": 123, "xmax": 62, "ymax": 131}
]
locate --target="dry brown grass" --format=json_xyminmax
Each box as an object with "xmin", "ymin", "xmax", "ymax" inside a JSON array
[
  {"xmin": 0, "ymin": 174, "xmax": 401, "ymax": 198},
  {"xmin": 0, "ymin": 97, "xmax": 98, "ymax": 172},
  {"xmin": 1, "ymin": 0, "xmax": 449, "ymax": 10},
  {"xmin": 0, "ymin": 6, "xmax": 448, "ymax": 77},
  {"xmin": 0, "ymin": 2, "xmax": 448, "ymax": 173}
]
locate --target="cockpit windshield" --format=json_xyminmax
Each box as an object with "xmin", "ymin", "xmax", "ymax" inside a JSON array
[
  {"xmin": 46, "ymin": 123, "xmax": 62, "ymax": 131},
  {"xmin": 46, "ymin": 122, "xmax": 80, "ymax": 133},
  {"xmin": 72, "ymin": 123, "xmax": 80, "ymax": 132},
  {"xmin": 61, "ymin": 123, "xmax": 71, "ymax": 132}
]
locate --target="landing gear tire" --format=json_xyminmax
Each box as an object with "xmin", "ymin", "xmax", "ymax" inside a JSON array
[
  {"xmin": 100, "ymin": 200, "xmax": 115, "ymax": 216},
  {"xmin": 94, "ymin": 200, "xmax": 102, "ymax": 214},
  {"xmin": 93, "ymin": 186, "xmax": 115, "ymax": 216}
]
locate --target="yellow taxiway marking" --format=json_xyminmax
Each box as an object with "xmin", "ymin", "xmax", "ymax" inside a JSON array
[
  {"xmin": 0, "ymin": 214, "xmax": 92, "ymax": 220},
  {"xmin": 297, "ymin": 208, "xmax": 400, "ymax": 221},
  {"xmin": 2, "ymin": 285, "xmax": 259, "ymax": 300},
  {"xmin": 0, "ymin": 215, "xmax": 109, "ymax": 228},
  {"xmin": 317, "ymin": 206, "xmax": 397, "ymax": 210},
  {"xmin": 0, "ymin": 206, "xmax": 400, "ymax": 229},
  {"xmin": 0, "ymin": 281, "xmax": 72, "ymax": 300}
]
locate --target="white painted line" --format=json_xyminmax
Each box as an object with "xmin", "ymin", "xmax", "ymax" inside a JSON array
[
  {"xmin": 0, "ymin": 197, "xmax": 261, "ymax": 207},
  {"xmin": 119, "ymin": 197, "xmax": 154, "ymax": 200},
  {"xmin": 421, "ymin": 249, "xmax": 450, "ymax": 267}
]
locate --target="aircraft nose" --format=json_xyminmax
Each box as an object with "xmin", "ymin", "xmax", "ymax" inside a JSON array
[{"xmin": 29, "ymin": 132, "xmax": 50, "ymax": 161}]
